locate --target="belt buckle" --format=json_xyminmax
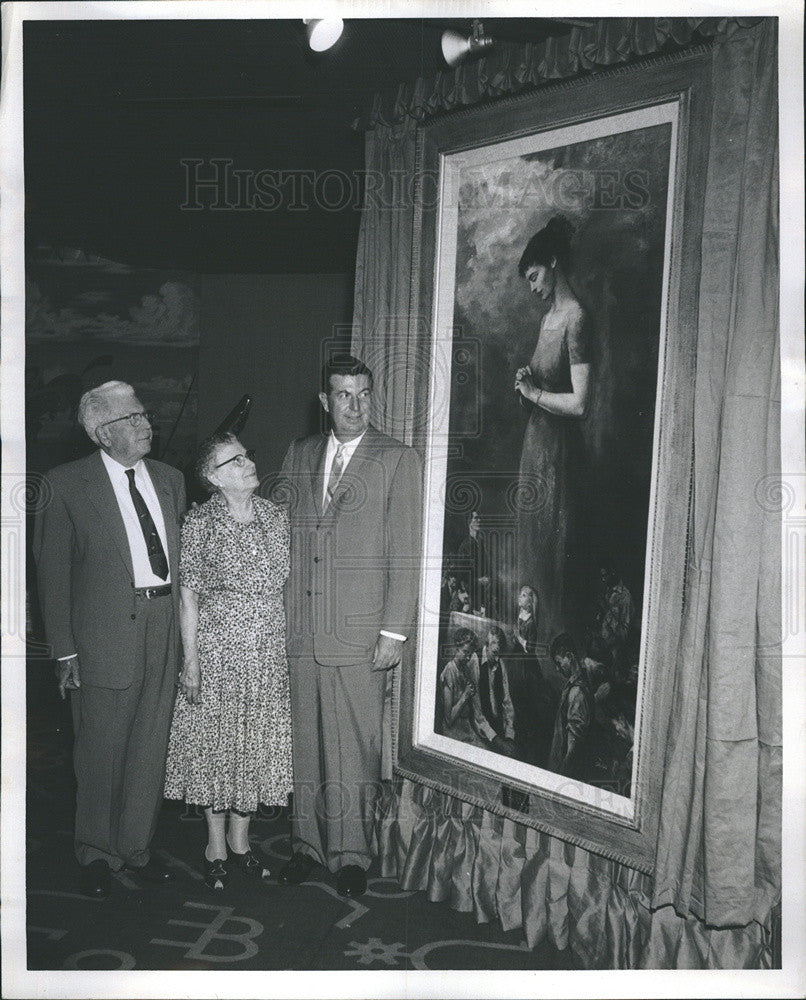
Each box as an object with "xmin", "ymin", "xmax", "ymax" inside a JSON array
[{"xmin": 144, "ymin": 586, "xmax": 157, "ymax": 599}]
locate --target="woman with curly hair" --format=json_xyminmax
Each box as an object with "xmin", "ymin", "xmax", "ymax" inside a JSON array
[{"xmin": 164, "ymin": 433, "xmax": 293, "ymax": 890}]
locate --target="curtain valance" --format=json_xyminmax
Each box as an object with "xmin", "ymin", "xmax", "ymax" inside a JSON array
[{"xmin": 358, "ymin": 17, "xmax": 763, "ymax": 130}]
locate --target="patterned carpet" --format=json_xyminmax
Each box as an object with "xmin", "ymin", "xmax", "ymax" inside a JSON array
[{"xmin": 26, "ymin": 668, "xmax": 572, "ymax": 973}]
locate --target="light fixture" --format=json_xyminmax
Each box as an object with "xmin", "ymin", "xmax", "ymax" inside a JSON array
[
  {"xmin": 303, "ymin": 18, "xmax": 344, "ymax": 52},
  {"xmin": 441, "ymin": 19, "xmax": 494, "ymax": 68}
]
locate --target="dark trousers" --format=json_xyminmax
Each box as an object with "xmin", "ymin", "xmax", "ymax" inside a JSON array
[
  {"xmin": 289, "ymin": 650, "xmax": 386, "ymax": 872},
  {"xmin": 71, "ymin": 595, "xmax": 176, "ymax": 869}
]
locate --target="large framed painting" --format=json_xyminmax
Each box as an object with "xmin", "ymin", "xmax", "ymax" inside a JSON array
[{"xmin": 397, "ymin": 50, "xmax": 712, "ymax": 872}]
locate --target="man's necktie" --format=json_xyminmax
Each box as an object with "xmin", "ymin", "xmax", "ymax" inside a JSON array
[
  {"xmin": 125, "ymin": 468, "xmax": 169, "ymax": 579},
  {"xmin": 324, "ymin": 444, "xmax": 345, "ymax": 511}
]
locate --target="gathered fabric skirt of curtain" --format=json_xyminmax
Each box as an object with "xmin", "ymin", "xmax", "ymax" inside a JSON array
[{"xmin": 376, "ymin": 779, "xmax": 777, "ymax": 969}]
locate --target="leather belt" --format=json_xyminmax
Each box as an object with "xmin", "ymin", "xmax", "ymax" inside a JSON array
[{"xmin": 133, "ymin": 583, "xmax": 172, "ymax": 599}]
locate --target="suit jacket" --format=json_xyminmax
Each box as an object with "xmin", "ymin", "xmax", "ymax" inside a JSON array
[
  {"xmin": 33, "ymin": 450, "xmax": 186, "ymax": 688},
  {"xmin": 470, "ymin": 653, "xmax": 516, "ymax": 743},
  {"xmin": 280, "ymin": 425, "xmax": 422, "ymax": 666}
]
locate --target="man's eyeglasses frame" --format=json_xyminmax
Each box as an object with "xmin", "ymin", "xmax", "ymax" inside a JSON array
[{"xmin": 99, "ymin": 411, "xmax": 156, "ymax": 430}]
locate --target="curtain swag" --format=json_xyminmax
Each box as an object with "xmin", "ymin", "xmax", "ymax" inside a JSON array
[{"xmin": 356, "ymin": 17, "xmax": 763, "ymax": 130}]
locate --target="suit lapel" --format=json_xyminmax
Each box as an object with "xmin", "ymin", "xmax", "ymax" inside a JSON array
[
  {"xmin": 322, "ymin": 426, "xmax": 378, "ymax": 521},
  {"xmin": 82, "ymin": 451, "xmax": 135, "ymax": 582},
  {"xmin": 310, "ymin": 436, "xmax": 328, "ymax": 520}
]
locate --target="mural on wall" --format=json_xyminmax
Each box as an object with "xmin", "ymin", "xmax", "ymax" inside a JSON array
[{"xmin": 26, "ymin": 246, "xmax": 200, "ymax": 475}]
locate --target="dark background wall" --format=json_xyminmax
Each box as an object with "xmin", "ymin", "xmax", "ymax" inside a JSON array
[
  {"xmin": 22, "ymin": 18, "xmax": 574, "ymax": 273},
  {"xmin": 21, "ymin": 18, "xmax": 447, "ymax": 474},
  {"xmin": 193, "ymin": 273, "xmax": 353, "ymax": 485},
  {"xmin": 23, "ymin": 17, "xmax": 578, "ymax": 473}
]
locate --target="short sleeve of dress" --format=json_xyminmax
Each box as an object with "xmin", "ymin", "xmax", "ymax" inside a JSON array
[
  {"xmin": 566, "ymin": 306, "xmax": 592, "ymax": 366},
  {"xmin": 179, "ymin": 507, "xmax": 210, "ymax": 595},
  {"xmin": 276, "ymin": 503, "xmax": 290, "ymax": 582}
]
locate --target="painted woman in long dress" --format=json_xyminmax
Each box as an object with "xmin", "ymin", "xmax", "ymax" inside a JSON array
[{"xmin": 513, "ymin": 216, "xmax": 592, "ymax": 647}]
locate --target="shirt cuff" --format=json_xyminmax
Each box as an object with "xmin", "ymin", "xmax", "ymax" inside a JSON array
[
  {"xmin": 57, "ymin": 653, "xmax": 78, "ymax": 661},
  {"xmin": 379, "ymin": 630, "xmax": 407, "ymax": 643}
]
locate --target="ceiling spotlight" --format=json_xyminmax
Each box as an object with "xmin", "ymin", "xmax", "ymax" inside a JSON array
[
  {"xmin": 441, "ymin": 19, "xmax": 494, "ymax": 68},
  {"xmin": 304, "ymin": 18, "xmax": 344, "ymax": 52}
]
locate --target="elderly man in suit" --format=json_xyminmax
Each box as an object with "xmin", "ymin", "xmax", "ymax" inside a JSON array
[
  {"xmin": 278, "ymin": 354, "xmax": 421, "ymax": 898},
  {"xmin": 34, "ymin": 380, "xmax": 185, "ymax": 899}
]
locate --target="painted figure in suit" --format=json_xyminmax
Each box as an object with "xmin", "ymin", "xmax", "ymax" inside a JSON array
[
  {"xmin": 277, "ymin": 355, "xmax": 422, "ymax": 898},
  {"xmin": 470, "ymin": 625, "xmax": 517, "ymax": 757},
  {"xmin": 34, "ymin": 381, "xmax": 186, "ymax": 899}
]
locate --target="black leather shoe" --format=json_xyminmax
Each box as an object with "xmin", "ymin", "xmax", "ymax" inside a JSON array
[
  {"xmin": 335, "ymin": 864, "xmax": 367, "ymax": 898},
  {"xmin": 123, "ymin": 857, "xmax": 176, "ymax": 884},
  {"xmin": 229, "ymin": 848, "xmax": 271, "ymax": 880},
  {"xmin": 277, "ymin": 851, "xmax": 316, "ymax": 885},
  {"xmin": 203, "ymin": 856, "xmax": 228, "ymax": 891},
  {"xmin": 79, "ymin": 859, "xmax": 110, "ymax": 899}
]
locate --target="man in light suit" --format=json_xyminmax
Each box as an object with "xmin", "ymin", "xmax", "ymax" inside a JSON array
[
  {"xmin": 34, "ymin": 380, "xmax": 185, "ymax": 899},
  {"xmin": 277, "ymin": 355, "xmax": 421, "ymax": 898}
]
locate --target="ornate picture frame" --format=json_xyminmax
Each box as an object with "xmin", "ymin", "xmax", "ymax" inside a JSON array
[{"xmin": 398, "ymin": 49, "xmax": 712, "ymax": 873}]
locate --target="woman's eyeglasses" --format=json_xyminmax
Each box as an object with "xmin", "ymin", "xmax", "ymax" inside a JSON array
[
  {"xmin": 100, "ymin": 411, "xmax": 156, "ymax": 429},
  {"xmin": 214, "ymin": 449, "xmax": 256, "ymax": 469}
]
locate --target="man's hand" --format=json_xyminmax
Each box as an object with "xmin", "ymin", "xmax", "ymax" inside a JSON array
[
  {"xmin": 55, "ymin": 656, "xmax": 80, "ymax": 699},
  {"xmin": 372, "ymin": 633, "xmax": 403, "ymax": 672}
]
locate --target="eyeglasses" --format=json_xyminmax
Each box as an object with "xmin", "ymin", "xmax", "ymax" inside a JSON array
[
  {"xmin": 100, "ymin": 410, "xmax": 156, "ymax": 429},
  {"xmin": 214, "ymin": 449, "xmax": 256, "ymax": 470}
]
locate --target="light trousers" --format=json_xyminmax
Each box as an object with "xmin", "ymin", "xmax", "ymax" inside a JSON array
[{"xmin": 289, "ymin": 653, "xmax": 386, "ymax": 872}]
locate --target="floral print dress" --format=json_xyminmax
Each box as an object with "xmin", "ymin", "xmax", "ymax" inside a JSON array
[{"xmin": 164, "ymin": 493, "xmax": 293, "ymax": 812}]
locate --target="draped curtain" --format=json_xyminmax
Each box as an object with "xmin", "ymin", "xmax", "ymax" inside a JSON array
[
  {"xmin": 351, "ymin": 112, "xmax": 422, "ymax": 445},
  {"xmin": 353, "ymin": 18, "xmax": 780, "ymax": 969},
  {"xmin": 357, "ymin": 17, "xmax": 762, "ymax": 129},
  {"xmin": 650, "ymin": 18, "xmax": 781, "ymax": 930}
]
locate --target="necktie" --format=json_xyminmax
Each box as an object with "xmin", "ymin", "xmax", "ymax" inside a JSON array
[
  {"xmin": 325, "ymin": 444, "xmax": 345, "ymax": 511},
  {"xmin": 125, "ymin": 468, "xmax": 169, "ymax": 579}
]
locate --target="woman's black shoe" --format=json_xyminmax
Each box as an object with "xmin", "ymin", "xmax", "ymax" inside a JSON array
[
  {"xmin": 228, "ymin": 848, "xmax": 271, "ymax": 880},
  {"xmin": 203, "ymin": 856, "xmax": 229, "ymax": 891}
]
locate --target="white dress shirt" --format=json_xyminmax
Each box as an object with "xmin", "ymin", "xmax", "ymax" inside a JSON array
[
  {"xmin": 321, "ymin": 430, "xmax": 366, "ymax": 509},
  {"xmin": 100, "ymin": 449, "xmax": 171, "ymax": 588},
  {"xmin": 321, "ymin": 430, "xmax": 405, "ymax": 644}
]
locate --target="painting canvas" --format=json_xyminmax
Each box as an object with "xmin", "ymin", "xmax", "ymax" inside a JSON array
[{"xmin": 413, "ymin": 102, "xmax": 679, "ymax": 821}]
